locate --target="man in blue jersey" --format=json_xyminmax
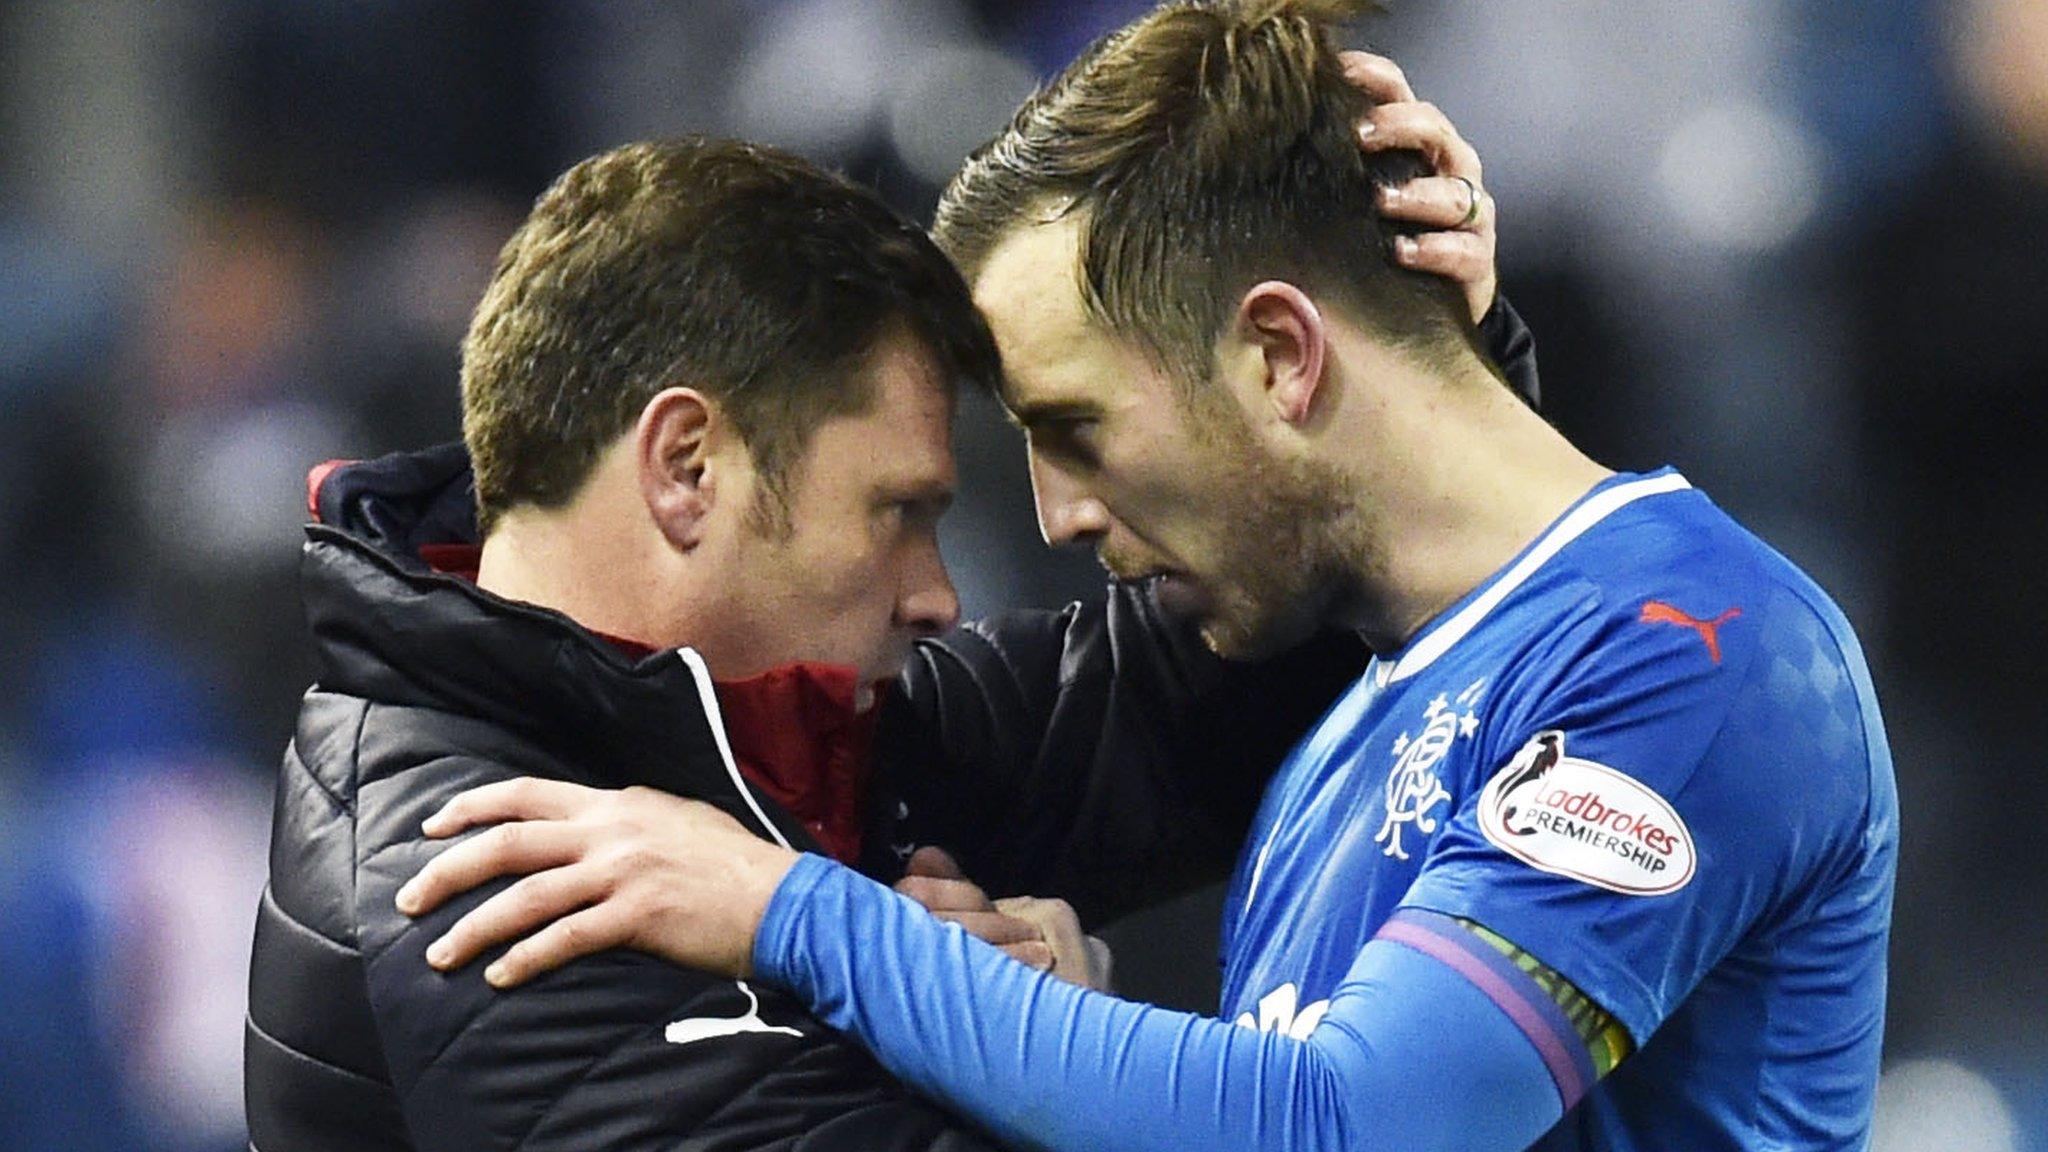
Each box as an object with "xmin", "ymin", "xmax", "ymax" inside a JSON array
[{"xmin": 395, "ymin": 1, "xmax": 1898, "ymax": 1148}]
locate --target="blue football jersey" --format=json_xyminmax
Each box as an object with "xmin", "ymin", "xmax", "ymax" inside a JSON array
[{"xmin": 1219, "ymin": 469, "xmax": 1897, "ymax": 1150}]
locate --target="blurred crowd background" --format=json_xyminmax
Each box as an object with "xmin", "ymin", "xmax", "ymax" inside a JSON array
[{"xmin": 0, "ymin": 1, "xmax": 2041, "ymax": 1148}]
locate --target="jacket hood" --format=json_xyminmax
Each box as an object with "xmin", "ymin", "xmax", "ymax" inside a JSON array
[{"xmin": 308, "ymin": 440, "xmax": 481, "ymax": 567}]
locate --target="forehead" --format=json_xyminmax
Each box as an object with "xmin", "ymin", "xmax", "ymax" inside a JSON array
[
  {"xmin": 792, "ymin": 330, "xmax": 957, "ymax": 489},
  {"xmin": 970, "ymin": 216, "xmax": 1158, "ymax": 418},
  {"xmin": 971, "ymin": 215, "xmax": 1088, "ymax": 364}
]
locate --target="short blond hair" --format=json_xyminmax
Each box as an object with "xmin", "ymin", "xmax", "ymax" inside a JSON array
[{"xmin": 935, "ymin": 0, "xmax": 1475, "ymax": 389}]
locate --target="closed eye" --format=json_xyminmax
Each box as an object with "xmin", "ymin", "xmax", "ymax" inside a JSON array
[{"xmin": 878, "ymin": 490, "xmax": 953, "ymax": 529}]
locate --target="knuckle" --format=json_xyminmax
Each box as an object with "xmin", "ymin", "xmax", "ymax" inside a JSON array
[
  {"xmin": 556, "ymin": 918, "xmax": 589, "ymax": 953},
  {"xmin": 616, "ymin": 887, "xmax": 655, "ymax": 923},
  {"xmin": 515, "ymin": 867, "xmax": 562, "ymax": 906},
  {"xmin": 505, "ymin": 871, "xmax": 540, "ymax": 908},
  {"xmin": 491, "ymin": 821, "xmax": 524, "ymax": 854},
  {"xmin": 597, "ymin": 847, "xmax": 635, "ymax": 890},
  {"xmin": 617, "ymin": 839, "xmax": 664, "ymax": 872}
]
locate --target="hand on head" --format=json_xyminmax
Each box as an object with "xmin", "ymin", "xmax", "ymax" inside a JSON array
[{"xmin": 1344, "ymin": 51, "xmax": 1498, "ymax": 324}]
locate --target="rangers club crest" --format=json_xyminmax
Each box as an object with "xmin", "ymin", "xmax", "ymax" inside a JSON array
[{"xmin": 1375, "ymin": 679, "xmax": 1484, "ymax": 860}]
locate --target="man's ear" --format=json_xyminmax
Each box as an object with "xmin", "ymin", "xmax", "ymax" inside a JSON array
[
  {"xmin": 1234, "ymin": 281, "xmax": 1327, "ymax": 426},
  {"xmin": 636, "ymin": 387, "xmax": 718, "ymax": 551}
]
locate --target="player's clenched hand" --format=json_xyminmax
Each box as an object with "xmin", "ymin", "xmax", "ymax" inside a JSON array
[
  {"xmin": 394, "ymin": 778, "xmax": 798, "ymax": 987},
  {"xmin": 895, "ymin": 847, "xmax": 1115, "ymax": 989},
  {"xmin": 895, "ymin": 847, "xmax": 1055, "ymax": 971},
  {"xmin": 992, "ymin": 895, "xmax": 1116, "ymax": 992},
  {"xmin": 1342, "ymin": 50, "xmax": 1498, "ymax": 324}
]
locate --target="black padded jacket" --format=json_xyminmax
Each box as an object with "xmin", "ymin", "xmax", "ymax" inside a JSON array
[{"xmin": 244, "ymin": 300, "xmax": 1538, "ymax": 1151}]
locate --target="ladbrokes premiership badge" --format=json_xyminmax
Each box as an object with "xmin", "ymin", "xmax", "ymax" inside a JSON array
[{"xmin": 1479, "ymin": 731, "xmax": 1697, "ymax": 896}]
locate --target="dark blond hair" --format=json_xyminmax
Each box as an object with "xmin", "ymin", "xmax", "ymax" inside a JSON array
[
  {"xmin": 934, "ymin": 0, "xmax": 1474, "ymax": 387},
  {"xmin": 462, "ymin": 138, "xmax": 999, "ymax": 534}
]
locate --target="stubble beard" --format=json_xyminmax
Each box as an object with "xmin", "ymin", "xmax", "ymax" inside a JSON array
[{"xmin": 1192, "ymin": 429, "xmax": 1359, "ymax": 662}]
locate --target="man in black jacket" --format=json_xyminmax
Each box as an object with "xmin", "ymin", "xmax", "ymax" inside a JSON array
[
  {"xmin": 248, "ymin": 135, "xmax": 1031, "ymax": 1152},
  {"xmin": 249, "ymin": 72, "xmax": 1533, "ymax": 1151}
]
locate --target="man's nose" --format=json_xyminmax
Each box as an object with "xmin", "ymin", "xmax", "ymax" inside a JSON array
[
  {"xmin": 897, "ymin": 535, "xmax": 961, "ymax": 636},
  {"xmin": 1029, "ymin": 452, "xmax": 1110, "ymax": 547}
]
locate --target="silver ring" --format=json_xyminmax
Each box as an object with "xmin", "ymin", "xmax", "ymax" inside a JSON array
[{"xmin": 1451, "ymin": 174, "xmax": 1482, "ymax": 229}]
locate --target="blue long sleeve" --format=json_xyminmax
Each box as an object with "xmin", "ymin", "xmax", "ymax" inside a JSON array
[{"xmin": 755, "ymin": 853, "xmax": 1562, "ymax": 1152}]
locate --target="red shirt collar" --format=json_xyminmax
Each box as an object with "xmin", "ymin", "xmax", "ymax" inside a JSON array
[
  {"xmin": 421, "ymin": 542, "xmax": 877, "ymax": 864},
  {"xmin": 709, "ymin": 662, "xmax": 879, "ymax": 867}
]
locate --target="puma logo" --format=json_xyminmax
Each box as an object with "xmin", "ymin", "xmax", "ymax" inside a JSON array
[
  {"xmin": 1640, "ymin": 601, "xmax": 1741, "ymax": 664},
  {"xmin": 664, "ymin": 981, "xmax": 804, "ymax": 1046}
]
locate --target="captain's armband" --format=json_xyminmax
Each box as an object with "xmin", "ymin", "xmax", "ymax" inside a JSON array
[
  {"xmin": 1376, "ymin": 907, "xmax": 1631, "ymax": 1110},
  {"xmin": 1455, "ymin": 917, "xmax": 1633, "ymax": 1080}
]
